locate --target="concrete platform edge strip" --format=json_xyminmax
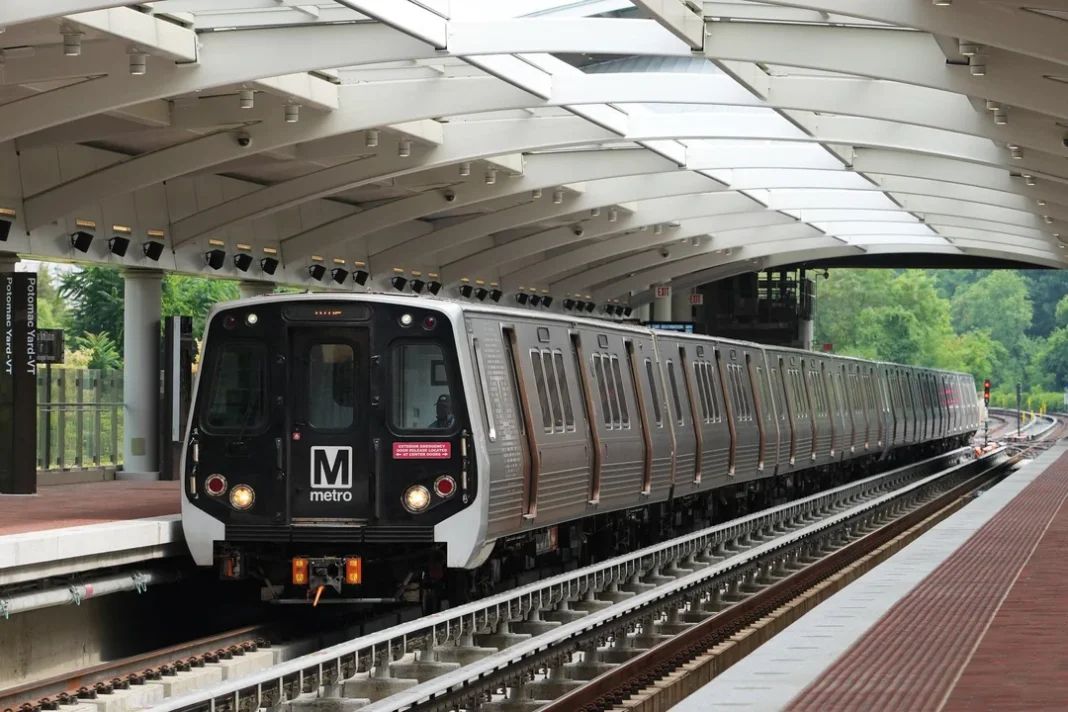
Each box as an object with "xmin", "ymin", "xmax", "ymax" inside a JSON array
[
  {"xmin": 0, "ymin": 515, "xmax": 183, "ymax": 587},
  {"xmin": 670, "ymin": 442, "xmax": 1068, "ymax": 712}
]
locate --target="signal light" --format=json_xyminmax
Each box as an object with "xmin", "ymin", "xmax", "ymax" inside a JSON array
[
  {"xmin": 345, "ymin": 557, "xmax": 362, "ymax": 585},
  {"xmin": 983, "ymin": 379, "xmax": 991, "ymax": 405},
  {"xmin": 292, "ymin": 557, "xmax": 309, "ymax": 585}
]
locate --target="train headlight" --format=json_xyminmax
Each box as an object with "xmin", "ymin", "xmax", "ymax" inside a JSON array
[
  {"xmin": 403, "ymin": 485, "xmax": 430, "ymax": 513},
  {"xmin": 230, "ymin": 484, "xmax": 255, "ymax": 510},
  {"xmin": 400, "ymin": 313, "xmax": 413, "ymax": 327},
  {"xmin": 246, "ymin": 313, "xmax": 258, "ymax": 326}
]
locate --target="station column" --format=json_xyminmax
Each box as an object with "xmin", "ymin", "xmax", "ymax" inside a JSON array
[
  {"xmin": 652, "ymin": 287, "xmax": 672, "ymax": 321},
  {"xmin": 121, "ymin": 269, "xmax": 162, "ymax": 480}
]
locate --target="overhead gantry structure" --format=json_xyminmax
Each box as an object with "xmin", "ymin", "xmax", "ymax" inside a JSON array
[{"xmin": 1, "ymin": 0, "xmax": 1066, "ymax": 310}]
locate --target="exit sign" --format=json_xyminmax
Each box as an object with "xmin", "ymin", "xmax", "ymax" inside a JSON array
[
  {"xmin": 654, "ymin": 285, "xmax": 671, "ymax": 298},
  {"xmin": 688, "ymin": 293, "xmax": 703, "ymax": 306}
]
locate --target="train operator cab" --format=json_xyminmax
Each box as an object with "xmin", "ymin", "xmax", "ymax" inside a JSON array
[{"xmin": 180, "ymin": 295, "xmax": 475, "ymax": 604}]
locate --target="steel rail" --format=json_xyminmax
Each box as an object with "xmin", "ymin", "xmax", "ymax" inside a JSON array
[
  {"xmin": 147, "ymin": 447, "xmax": 974, "ymax": 712},
  {"xmin": 357, "ymin": 447, "xmax": 1009, "ymax": 712},
  {"xmin": 539, "ymin": 451, "xmax": 1015, "ymax": 712}
]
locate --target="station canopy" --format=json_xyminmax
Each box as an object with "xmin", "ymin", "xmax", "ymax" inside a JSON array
[{"xmin": 2, "ymin": 0, "xmax": 1065, "ymax": 305}]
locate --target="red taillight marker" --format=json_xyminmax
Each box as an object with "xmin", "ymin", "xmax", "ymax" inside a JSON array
[
  {"xmin": 205, "ymin": 474, "xmax": 227, "ymax": 496},
  {"xmin": 434, "ymin": 475, "xmax": 456, "ymax": 497}
]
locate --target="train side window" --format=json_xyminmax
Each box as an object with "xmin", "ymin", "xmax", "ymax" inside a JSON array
[
  {"xmin": 308, "ymin": 343, "xmax": 355, "ymax": 429},
  {"xmin": 391, "ymin": 343, "xmax": 454, "ymax": 431},
  {"xmin": 472, "ymin": 338, "xmax": 496, "ymax": 442},
  {"xmin": 704, "ymin": 362, "xmax": 721, "ymax": 421},
  {"xmin": 645, "ymin": 359, "xmax": 662, "ymax": 426},
  {"xmin": 693, "ymin": 361, "xmax": 710, "ymax": 421},
  {"xmin": 667, "ymin": 360, "xmax": 684, "ymax": 425},
  {"xmin": 530, "ymin": 351, "xmax": 554, "ymax": 432},
  {"xmin": 610, "ymin": 355, "xmax": 630, "ymax": 427},
  {"xmin": 553, "ymin": 351, "xmax": 575, "ymax": 429},
  {"xmin": 593, "ymin": 354, "xmax": 612, "ymax": 427},
  {"xmin": 543, "ymin": 350, "xmax": 565, "ymax": 431},
  {"xmin": 205, "ymin": 341, "xmax": 268, "ymax": 432}
]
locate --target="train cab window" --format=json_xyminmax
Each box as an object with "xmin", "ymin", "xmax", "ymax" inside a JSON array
[
  {"xmin": 605, "ymin": 356, "xmax": 622, "ymax": 427},
  {"xmin": 553, "ymin": 352, "xmax": 575, "ymax": 429},
  {"xmin": 645, "ymin": 359, "xmax": 662, "ymax": 426},
  {"xmin": 667, "ymin": 360, "xmax": 684, "ymax": 425},
  {"xmin": 391, "ymin": 343, "xmax": 454, "ymax": 431},
  {"xmin": 205, "ymin": 342, "xmax": 267, "ymax": 431},
  {"xmin": 693, "ymin": 361, "xmax": 710, "ymax": 421},
  {"xmin": 530, "ymin": 351, "xmax": 554, "ymax": 432},
  {"xmin": 544, "ymin": 352, "xmax": 565, "ymax": 431},
  {"xmin": 308, "ymin": 343, "xmax": 355, "ymax": 429}
]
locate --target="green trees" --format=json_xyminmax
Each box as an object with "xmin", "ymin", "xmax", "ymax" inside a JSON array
[
  {"xmin": 817, "ymin": 267, "xmax": 1065, "ymax": 408},
  {"xmin": 55, "ymin": 267, "xmax": 244, "ymax": 363}
]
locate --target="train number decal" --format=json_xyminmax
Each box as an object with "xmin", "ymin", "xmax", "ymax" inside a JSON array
[{"xmin": 310, "ymin": 446, "xmax": 353, "ymax": 502}]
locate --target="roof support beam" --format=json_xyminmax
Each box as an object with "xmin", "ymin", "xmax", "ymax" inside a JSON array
[
  {"xmin": 445, "ymin": 192, "xmax": 766, "ymax": 282},
  {"xmin": 506, "ymin": 212, "xmax": 797, "ymax": 287},
  {"xmin": 285, "ymin": 149, "xmax": 678, "ymax": 257},
  {"xmin": 1, "ymin": 0, "xmax": 136, "ymax": 27},
  {"xmin": 374, "ymin": 171, "xmax": 723, "ymax": 271},
  {"xmin": 170, "ymin": 116, "xmax": 617, "ymax": 245},
  {"xmin": 702, "ymin": 21, "xmax": 1068, "ymax": 124},
  {"xmin": 754, "ymin": 0, "xmax": 1068, "ymax": 68},
  {"xmin": 630, "ymin": 0, "xmax": 705, "ymax": 49}
]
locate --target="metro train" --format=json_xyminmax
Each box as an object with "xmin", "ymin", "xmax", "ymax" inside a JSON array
[{"xmin": 180, "ymin": 293, "xmax": 981, "ymax": 606}]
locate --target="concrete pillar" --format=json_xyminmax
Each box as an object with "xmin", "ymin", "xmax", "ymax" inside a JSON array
[
  {"xmin": 238, "ymin": 280, "xmax": 274, "ymax": 299},
  {"xmin": 637, "ymin": 302, "xmax": 651, "ymax": 322},
  {"xmin": 121, "ymin": 269, "xmax": 162, "ymax": 480},
  {"xmin": 0, "ymin": 252, "xmax": 18, "ymax": 271},
  {"xmin": 652, "ymin": 289, "xmax": 672, "ymax": 322},
  {"xmin": 800, "ymin": 318, "xmax": 814, "ymax": 350},
  {"xmin": 672, "ymin": 288, "xmax": 693, "ymax": 323}
]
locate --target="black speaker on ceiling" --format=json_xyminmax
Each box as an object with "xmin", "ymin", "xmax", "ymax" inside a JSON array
[
  {"xmin": 142, "ymin": 240, "xmax": 165, "ymax": 261},
  {"xmin": 623, "ymin": 306, "xmax": 633, "ymax": 318},
  {"xmin": 410, "ymin": 278, "xmax": 426, "ymax": 294},
  {"xmin": 233, "ymin": 253, "xmax": 253, "ymax": 272},
  {"xmin": 71, "ymin": 230, "xmax": 94, "ymax": 253},
  {"xmin": 459, "ymin": 284, "xmax": 473, "ymax": 298},
  {"xmin": 474, "ymin": 287, "xmax": 488, "ymax": 301},
  {"xmin": 331, "ymin": 267, "xmax": 348, "ymax": 284},
  {"xmin": 205, "ymin": 249, "xmax": 226, "ymax": 270},
  {"xmin": 516, "ymin": 292, "xmax": 529, "ymax": 305},
  {"xmin": 260, "ymin": 256, "xmax": 279, "ymax": 275},
  {"xmin": 107, "ymin": 236, "xmax": 130, "ymax": 257},
  {"xmin": 530, "ymin": 295, "xmax": 542, "ymax": 307},
  {"xmin": 563, "ymin": 298, "xmax": 576, "ymax": 311},
  {"xmin": 308, "ymin": 264, "xmax": 326, "ymax": 281},
  {"xmin": 391, "ymin": 275, "xmax": 407, "ymax": 291},
  {"xmin": 489, "ymin": 288, "xmax": 502, "ymax": 302},
  {"xmin": 542, "ymin": 296, "xmax": 554, "ymax": 308},
  {"xmin": 427, "ymin": 280, "xmax": 442, "ymax": 295},
  {"xmin": 584, "ymin": 301, "xmax": 596, "ymax": 313},
  {"xmin": 353, "ymin": 269, "xmax": 369, "ymax": 286},
  {"xmin": 0, "ymin": 220, "xmax": 13, "ymax": 242}
]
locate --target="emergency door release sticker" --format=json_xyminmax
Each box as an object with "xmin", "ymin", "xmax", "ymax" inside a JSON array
[{"xmin": 393, "ymin": 441, "xmax": 452, "ymax": 459}]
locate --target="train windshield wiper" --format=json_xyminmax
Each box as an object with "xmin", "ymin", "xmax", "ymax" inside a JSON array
[{"xmin": 231, "ymin": 383, "xmax": 261, "ymax": 444}]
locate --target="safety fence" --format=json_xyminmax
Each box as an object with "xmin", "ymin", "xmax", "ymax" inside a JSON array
[{"xmin": 37, "ymin": 367, "xmax": 124, "ymax": 471}]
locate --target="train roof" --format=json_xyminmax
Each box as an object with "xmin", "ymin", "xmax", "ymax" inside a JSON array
[{"xmin": 207, "ymin": 291, "xmax": 975, "ymax": 380}]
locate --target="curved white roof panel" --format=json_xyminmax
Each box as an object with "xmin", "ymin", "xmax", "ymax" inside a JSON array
[{"xmin": 0, "ymin": 0, "xmax": 1063, "ymax": 306}]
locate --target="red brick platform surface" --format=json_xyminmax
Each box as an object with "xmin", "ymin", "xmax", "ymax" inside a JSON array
[
  {"xmin": 0, "ymin": 480, "xmax": 179, "ymax": 536},
  {"xmin": 784, "ymin": 448, "xmax": 1068, "ymax": 712}
]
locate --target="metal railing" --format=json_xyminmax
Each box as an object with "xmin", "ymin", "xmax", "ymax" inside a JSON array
[{"xmin": 37, "ymin": 367, "xmax": 124, "ymax": 471}]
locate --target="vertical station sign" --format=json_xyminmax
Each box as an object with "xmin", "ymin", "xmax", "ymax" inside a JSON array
[{"xmin": 0, "ymin": 271, "xmax": 37, "ymax": 494}]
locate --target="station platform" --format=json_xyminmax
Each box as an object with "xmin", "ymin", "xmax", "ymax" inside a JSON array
[
  {"xmin": 674, "ymin": 440, "xmax": 1068, "ymax": 712},
  {"xmin": 0, "ymin": 480, "xmax": 182, "ymax": 586}
]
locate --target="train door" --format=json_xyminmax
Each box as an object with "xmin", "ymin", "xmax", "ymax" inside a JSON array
[{"xmin": 287, "ymin": 328, "xmax": 371, "ymax": 522}]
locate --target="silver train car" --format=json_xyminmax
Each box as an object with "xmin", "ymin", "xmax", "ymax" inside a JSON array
[{"xmin": 180, "ymin": 293, "xmax": 980, "ymax": 604}]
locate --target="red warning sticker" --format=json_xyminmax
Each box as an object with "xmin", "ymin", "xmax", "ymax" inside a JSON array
[{"xmin": 393, "ymin": 441, "xmax": 452, "ymax": 459}]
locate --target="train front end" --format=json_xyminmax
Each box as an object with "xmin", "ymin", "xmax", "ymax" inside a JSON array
[{"xmin": 180, "ymin": 294, "xmax": 478, "ymax": 603}]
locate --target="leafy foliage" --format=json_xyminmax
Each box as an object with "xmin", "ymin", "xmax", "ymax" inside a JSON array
[{"xmin": 817, "ymin": 267, "xmax": 1068, "ymax": 409}]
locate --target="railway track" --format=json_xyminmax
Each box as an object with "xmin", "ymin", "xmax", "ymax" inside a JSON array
[
  {"xmin": 65, "ymin": 445, "xmax": 984, "ymax": 712},
  {"xmin": 17, "ymin": 433, "xmax": 1049, "ymax": 712}
]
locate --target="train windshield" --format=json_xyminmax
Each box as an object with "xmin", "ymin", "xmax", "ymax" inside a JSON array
[
  {"xmin": 205, "ymin": 342, "xmax": 267, "ymax": 432},
  {"xmin": 391, "ymin": 342, "xmax": 456, "ymax": 431}
]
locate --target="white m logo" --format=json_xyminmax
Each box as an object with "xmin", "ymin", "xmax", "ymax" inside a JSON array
[{"xmin": 310, "ymin": 446, "xmax": 352, "ymax": 489}]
